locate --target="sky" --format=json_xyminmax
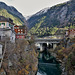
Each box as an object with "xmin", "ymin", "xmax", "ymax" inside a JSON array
[{"xmin": 0, "ymin": 0, "xmax": 69, "ymax": 17}]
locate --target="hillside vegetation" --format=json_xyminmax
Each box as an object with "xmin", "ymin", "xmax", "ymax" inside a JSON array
[
  {"xmin": 27, "ymin": 0, "xmax": 75, "ymax": 37},
  {"xmin": 55, "ymin": 38, "xmax": 75, "ymax": 75},
  {"xmin": 0, "ymin": 39, "xmax": 38, "ymax": 75},
  {"xmin": 0, "ymin": 9, "xmax": 23, "ymax": 25},
  {"xmin": 0, "ymin": 2, "xmax": 27, "ymax": 25}
]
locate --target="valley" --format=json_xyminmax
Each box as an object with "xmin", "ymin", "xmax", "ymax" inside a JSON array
[{"xmin": 0, "ymin": 0, "xmax": 75, "ymax": 75}]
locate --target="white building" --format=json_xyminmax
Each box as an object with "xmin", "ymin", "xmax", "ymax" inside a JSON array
[{"xmin": 0, "ymin": 16, "xmax": 15, "ymax": 43}]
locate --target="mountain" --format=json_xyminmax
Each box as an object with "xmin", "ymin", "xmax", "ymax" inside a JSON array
[
  {"xmin": 27, "ymin": 0, "xmax": 75, "ymax": 37},
  {"xmin": 0, "ymin": 2, "xmax": 27, "ymax": 25},
  {"xmin": 25, "ymin": 15, "xmax": 32, "ymax": 20}
]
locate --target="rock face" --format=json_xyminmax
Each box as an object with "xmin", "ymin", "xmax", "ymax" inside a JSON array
[
  {"xmin": 0, "ymin": 39, "xmax": 38, "ymax": 75},
  {"xmin": 27, "ymin": 0, "xmax": 75, "ymax": 36},
  {"xmin": 0, "ymin": 2, "xmax": 27, "ymax": 25}
]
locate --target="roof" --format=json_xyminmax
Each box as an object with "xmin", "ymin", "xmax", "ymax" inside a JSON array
[
  {"xmin": 0, "ymin": 16, "xmax": 8, "ymax": 21},
  {"xmin": 69, "ymin": 29, "xmax": 75, "ymax": 31},
  {"xmin": 14, "ymin": 25, "xmax": 26, "ymax": 29},
  {"xmin": 0, "ymin": 16, "xmax": 14, "ymax": 25}
]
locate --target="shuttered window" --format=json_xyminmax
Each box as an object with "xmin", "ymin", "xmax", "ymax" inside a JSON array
[{"xmin": 2, "ymin": 23, "xmax": 5, "ymax": 26}]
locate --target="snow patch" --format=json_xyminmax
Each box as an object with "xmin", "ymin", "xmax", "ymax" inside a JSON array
[{"xmin": 35, "ymin": 7, "xmax": 50, "ymax": 16}]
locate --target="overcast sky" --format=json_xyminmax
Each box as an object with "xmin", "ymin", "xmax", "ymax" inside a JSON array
[{"xmin": 0, "ymin": 0, "xmax": 69, "ymax": 16}]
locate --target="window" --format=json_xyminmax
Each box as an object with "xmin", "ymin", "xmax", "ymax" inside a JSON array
[
  {"xmin": 21, "ymin": 32, "xmax": 23, "ymax": 34},
  {"xmin": 2, "ymin": 23, "xmax": 5, "ymax": 26},
  {"xmin": 16, "ymin": 36, "xmax": 19, "ymax": 38},
  {"xmin": 22, "ymin": 36, "xmax": 24, "ymax": 38},
  {"xmin": 21, "ymin": 29, "xmax": 23, "ymax": 31},
  {"xmin": 18, "ymin": 29, "xmax": 20, "ymax": 31},
  {"xmin": 14, "ymin": 27, "xmax": 18, "ymax": 29},
  {"xmin": 18, "ymin": 32, "xmax": 20, "ymax": 34},
  {"xmin": 9, "ymin": 24, "xmax": 11, "ymax": 27},
  {"xmin": 9, "ymin": 24, "xmax": 13, "ymax": 27},
  {"xmin": 12, "ymin": 37, "xmax": 13, "ymax": 40}
]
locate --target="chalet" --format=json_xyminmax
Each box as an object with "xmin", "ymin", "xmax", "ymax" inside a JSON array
[
  {"xmin": 65, "ymin": 29, "xmax": 75, "ymax": 38},
  {"xmin": 14, "ymin": 25, "xmax": 27, "ymax": 39},
  {"xmin": 0, "ymin": 16, "xmax": 15, "ymax": 43}
]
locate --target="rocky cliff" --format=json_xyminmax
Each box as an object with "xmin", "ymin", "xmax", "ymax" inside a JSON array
[{"xmin": 0, "ymin": 39, "xmax": 38, "ymax": 75}]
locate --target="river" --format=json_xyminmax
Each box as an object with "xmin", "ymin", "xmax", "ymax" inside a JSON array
[{"xmin": 37, "ymin": 53, "xmax": 62, "ymax": 75}]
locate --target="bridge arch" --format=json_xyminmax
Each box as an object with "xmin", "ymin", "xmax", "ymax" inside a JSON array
[
  {"xmin": 48, "ymin": 43, "xmax": 53, "ymax": 49},
  {"xmin": 35, "ymin": 38, "xmax": 62, "ymax": 52}
]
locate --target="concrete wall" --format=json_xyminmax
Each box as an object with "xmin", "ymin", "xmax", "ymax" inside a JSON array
[
  {"xmin": 0, "ymin": 44, "xmax": 3, "ymax": 55},
  {"xmin": 10, "ymin": 32, "xmax": 15, "ymax": 43},
  {"xmin": 6, "ymin": 22, "xmax": 10, "ymax": 28},
  {"xmin": 0, "ymin": 30, "xmax": 15, "ymax": 43}
]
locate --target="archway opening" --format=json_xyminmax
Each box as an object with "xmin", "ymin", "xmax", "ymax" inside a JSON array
[
  {"xmin": 48, "ymin": 43, "xmax": 53, "ymax": 49},
  {"xmin": 42, "ymin": 43, "xmax": 47, "ymax": 51}
]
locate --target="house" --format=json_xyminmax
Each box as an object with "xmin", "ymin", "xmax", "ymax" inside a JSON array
[
  {"xmin": 65, "ymin": 29, "xmax": 75, "ymax": 38},
  {"xmin": 14, "ymin": 25, "xmax": 27, "ymax": 39},
  {"xmin": 0, "ymin": 16, "xmax": 14, "ymax": 30},
  {"xmin": 0, "ymin": 16, "xmax": 15, "ymax": 43}
]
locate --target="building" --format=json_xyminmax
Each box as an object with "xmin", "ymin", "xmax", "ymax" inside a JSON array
[
  {"xmin": 14, "ymin": 25, "xmax": 27, "ymax": 39},
  {"xmin": 0, "ymin": 16, "xmax": 14, "ymax": 30},
  {"xmin": 55, "ymin": 28, "xmax": 68, "ymax": 39},
  {"xmin": 65, "ymin": 29, "xmax": 75, "ymax": 38},
  {"xmin": 0, "ymin": 16, "xmax": 15, "ymax": 43}
]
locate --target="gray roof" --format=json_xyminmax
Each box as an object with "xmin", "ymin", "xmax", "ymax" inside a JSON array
[{"xmin": 0, "ymin": 16, "xmax": 14, "ymax": 25}]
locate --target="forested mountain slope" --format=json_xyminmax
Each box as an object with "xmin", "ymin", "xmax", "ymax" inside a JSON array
[
  {"xmin": 27, "ymin": 0, "xmax": 75, "ymax": 37},
  {"xmin": 0, "ymin": 2, "xmax": 27, "ymax": 25}
]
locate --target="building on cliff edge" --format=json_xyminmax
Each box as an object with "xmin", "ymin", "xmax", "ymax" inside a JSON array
[
  {"xmin": 14, "ymin": 25, "xmax": 27, "ymax": 39},
  {"xmin": 65, "ymin": 29, "xmax": 75, "ymax": 38},
  {"xmin": 0, "ymin": 16, "xmax": 15, "ymax": 43}
]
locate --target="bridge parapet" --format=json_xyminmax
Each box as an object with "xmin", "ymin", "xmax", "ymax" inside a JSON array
[
  {"xmin": 35, "ymin": 38, "xmax": 62, "ymax": 41},
  {"xmin": 35, "ymin": 38, "xmax": 62, "ymax": 43}
]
